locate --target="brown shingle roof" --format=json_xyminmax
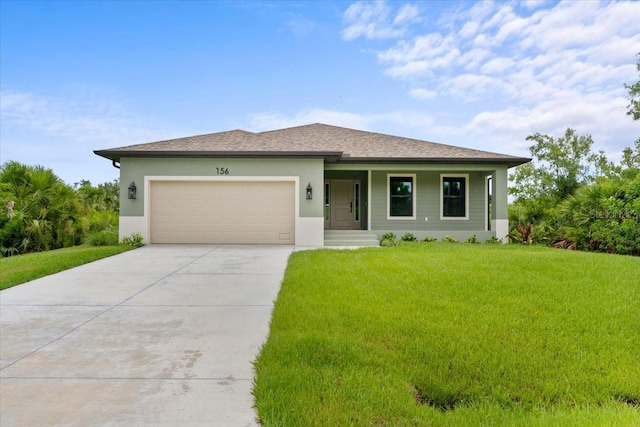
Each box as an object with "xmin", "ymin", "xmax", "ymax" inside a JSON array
[{"xmin": 94, "ymin": 123, "xmax": 530, "ymax": 166}]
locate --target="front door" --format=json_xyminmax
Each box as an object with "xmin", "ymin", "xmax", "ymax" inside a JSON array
[{"xmin": 329, "ymin": 180, "xmax": 360, "ymax": 229}]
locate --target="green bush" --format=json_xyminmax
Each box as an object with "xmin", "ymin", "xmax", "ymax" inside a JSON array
[
  {"xmin": 120, "ymin": 233, "xmax": 144, "ymax": 248},
  {"xmin": 86, "ymin": 210, "xmax": 118, "ymax": 234},
  {"xmin": 485, "ymin": 236, "xmax": 502, "ymax": 244},
  {"xmin": 466, "ymin": 234, "xmax": 480, "ymax": 244},
  {"xmin": 422, "ymin": 236, "xmax": 437, "ymax": 243},
  {"xmin": 400, "ymin": 232, "xmax": 417, "ymax": 242},
  {"xmin": 0, "ymin": 215, "xmax": 27, "ymax": 256},
  {"xmin": 556, "ymin": 173, "xmax": 640, "ymax": 255},
  {"xmin": 380, "ymin": 232, "xmax": 397, "ymax": 247},
  {"xmin": 85, "ymin": 230, "xmax": 119, "ymax": 246}
]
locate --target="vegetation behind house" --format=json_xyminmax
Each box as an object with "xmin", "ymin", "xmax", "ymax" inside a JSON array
[
  {"xmin": 508, "ymin": 53, "xmax": 640, "ymax": 255},
  {"xmin": 0, "ymin": 161, "xmax": 120, "ymax": 256}
]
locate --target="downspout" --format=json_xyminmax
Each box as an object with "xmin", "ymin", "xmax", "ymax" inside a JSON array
[{"xmin": 112, "ymin": 160, "xmax": 120, "ymax": 169}]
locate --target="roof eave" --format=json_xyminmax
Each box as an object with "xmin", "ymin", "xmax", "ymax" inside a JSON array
[
  {"xmin": 338, "ymin": 156, "xmax": 532, "ymax": 168},
  {"xmin": 93, "ymin": 150, "xmax": 344, "ymax": 162},
  {"xmin": 94, "ymin": 150, "xmax": 531, "ymax": 168}
]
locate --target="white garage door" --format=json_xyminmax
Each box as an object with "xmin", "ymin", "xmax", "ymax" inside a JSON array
[{"xmin": 150, "ymin": 181, "xmax": 295, "ymax": 244}]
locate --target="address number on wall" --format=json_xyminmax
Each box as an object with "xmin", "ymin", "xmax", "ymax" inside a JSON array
[{"xmin": 216, "ymin": 168, "xmax": 230, "ymax": 175}]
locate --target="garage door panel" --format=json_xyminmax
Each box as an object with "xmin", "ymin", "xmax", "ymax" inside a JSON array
[{"xmin": 150, "ymin": 181, "xmax": 295, "ymax": 244}]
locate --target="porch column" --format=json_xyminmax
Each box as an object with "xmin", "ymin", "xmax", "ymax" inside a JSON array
[{"xmin": 491, "ymin": 167, "xmax": 509, "ymax": 243}]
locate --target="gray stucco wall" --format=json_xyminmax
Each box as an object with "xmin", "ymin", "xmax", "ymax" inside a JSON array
[
  {"xmin": 119, "ymin": 157, "xmax": 324, "ymax": 218},
  {"xmin": 370, "ymin": 170, "xmax": 488, "ymax": 232}
]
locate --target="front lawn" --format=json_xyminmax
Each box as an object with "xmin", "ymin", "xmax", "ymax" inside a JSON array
[
  {"xmin": 253, "ymin": 244, "xmax": 640, "ymax": 426},
  {"xmin": 0, "ymin": 245, "xmax": 134, "ymax": 290}
]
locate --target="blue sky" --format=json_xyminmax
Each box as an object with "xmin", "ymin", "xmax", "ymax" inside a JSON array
[{"xmin": 1, "ymin": 0, "xmax": 639, "ymax": 186}]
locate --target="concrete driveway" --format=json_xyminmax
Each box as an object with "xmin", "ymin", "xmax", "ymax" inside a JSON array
[{"xmin": 0, "ymin": 245, "xmax": 293, "ymax": 426}]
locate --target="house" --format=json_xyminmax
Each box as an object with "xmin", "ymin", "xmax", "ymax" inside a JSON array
[{"xmin": 94, "ymin": 123, "xmax": 530, "ymax": 246}]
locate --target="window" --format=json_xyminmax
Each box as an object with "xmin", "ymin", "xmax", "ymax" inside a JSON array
[
  {"xmin": 354, "ymin": 183, "xmax": 360, "ymax": 221},
  {"xmin": 441, "ymin": 175, "xmax": 468, "ymax": 219},
  {"xmin": 324, "ymin": 182, "xmax": 330, "ymax": 221},
  {"xmin": 388, "ymin": 175, "xmax": 416, "ymax": 219}
]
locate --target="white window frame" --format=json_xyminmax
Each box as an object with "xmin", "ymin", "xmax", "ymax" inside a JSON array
[
  {"xmin": 387, "ymin": 173, "xmax": 416, "ymax": 220},
  {"xmin": 440, "ymin": 174, "xmax": 469, "ymax": 220}
]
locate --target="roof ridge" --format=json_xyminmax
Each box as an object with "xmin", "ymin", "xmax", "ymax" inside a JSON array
[{"xmin": 255, "ymin": 122, "xmax": 516, "ymax": 158}]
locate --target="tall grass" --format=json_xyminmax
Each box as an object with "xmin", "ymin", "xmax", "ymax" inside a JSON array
[{"xmin": 254, "ymin": 244, "xmax": 640, "ymax": 426}]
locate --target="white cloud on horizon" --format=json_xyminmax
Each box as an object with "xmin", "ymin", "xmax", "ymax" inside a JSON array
[
  {"xmin": 0, "ymin": 89, "xmax": 164, "ymax": 147},
  {"xmin": 0, "ymin": 89, "xmax": 174, "ymax": 185},
  {"xmin": 248, "ymin": 108, "xmax": 437, "ymax": 135}
]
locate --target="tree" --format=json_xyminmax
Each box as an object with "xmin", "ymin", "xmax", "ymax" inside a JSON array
[
  {"xmin": 0, "ymin": 161, "xmax": 85, "ymax": 255},
  {"xmin": 509, "ymin": 128, "xmax": 610, "ymax": 203},
  {"xmin": 508, "ymin": 51, "xmax": 640, "ymax": 254},
  {"xmin": 75, "ymin": 179, "xmax": 119, "ymax": 213},
  {"xmin": 75, "ymin": 179, "xmax": 120, "ymax": 245},
  {"xmin": 624, "ymin": 53, "xmax": 640, "ymax": 121},
  {"xmin": 508, "ymin": 128, "xmax": 613, "ymax": 245}
]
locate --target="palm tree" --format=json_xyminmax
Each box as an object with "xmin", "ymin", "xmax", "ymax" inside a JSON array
[{"xmin": 0, "ymin": 161, "xmax": 84, "ymax": 255}]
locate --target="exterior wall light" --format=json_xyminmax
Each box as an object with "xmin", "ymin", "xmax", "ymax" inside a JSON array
[
  {"xmin": 306, "ymin": 182, "xmax": 313, "ymax": 200},
  {"xmin": 128, "ymin": 182, "xmax": 137, "ymax": 200}
]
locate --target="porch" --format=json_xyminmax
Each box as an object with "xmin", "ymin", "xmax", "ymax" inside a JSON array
[{"xmin": 322, "ymin": 166, "xmax": 510, "ymax": 246}]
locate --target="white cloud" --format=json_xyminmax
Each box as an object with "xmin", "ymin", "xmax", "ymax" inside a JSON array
[
  {"xmin": 466, "ymin": 91, "xmax": 636, "ymax": 158},
  {"xmin": 379, "ymin": 33, "xmax": 461, "ymax": 78},
  {"xmin": 0, "ymin": 89, "xmax": 161, "ymax": 145},
  {"xmin": 342, "ymin": 0, "xmax": 420, "ymax": 40},
  {"xmin": 408, "ymin": 88, "xmax": 437, "ymax": 100},
  {"xmin": 441, "ymin": 74, "xmax": 505, "ymax": 101},
  {"xmin": 522, "ymin": 0, "xmax": 550, "ymax": 10},
  {"xmin": 343, "ymin": 0, "xmax": 397, "ymax": 40},
  {"xmin": 480, "ymin": 57, "xmax": 516, "ymax": 74},
  {"xmin": 248, "ymin": 108, "xmax": 438, "ymax": 138},
  {"xmin": 0, "ymin": 89, "xmax": 173, "ymax": 184},
  {"xmin": 459, "ymin": 21, "xmax": 479, "ymax": 39},
  {"xmin": 393, "ymin": 4, "xmax": 420, "ymax": 25},
  {"xmin": 249, "ymin": 109, "xmax": 370, "ymax": 131},
  {"xmin": 341, "ymin": 0, "xmax": 640, "ymax": 159}
]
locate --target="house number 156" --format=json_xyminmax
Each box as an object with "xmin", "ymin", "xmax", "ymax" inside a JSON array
[{"xmin": 216, "ymin": 168, "xmax": 230, "ymax": 175}]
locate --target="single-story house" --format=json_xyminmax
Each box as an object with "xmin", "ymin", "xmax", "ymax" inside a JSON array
[{"xmin": 94, "ymin": 123, "xmax": 530, "ymax": 246}]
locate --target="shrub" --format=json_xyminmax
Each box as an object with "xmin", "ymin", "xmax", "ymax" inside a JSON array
[
  {"xmin": 466, "ymin": 234, "xmax": 481, "ymax": 244},
  {"xmin": 86, "ymin": 210, "xmax": 118, "ymax": 234},
  {"xmin": 422, "ymin": 236, "xmax": 437, "ymax": 243},
  {"xmin": 485, "ymin": 236, "xmax": 502, "ymax": 244},
  {"xmin": 120, "ymin": 233, "xmax": 144, "ymax": 248},
  {"xmin": 0, "ymin": 215, "xmax": 26, "ymax": 257},
  {"xmin": 556, "ymin": 174, "xmax": 640, "ymax": 256},
  {"xmin": 85, "ymin": 230, "xmax": 119, "ymax": 246},
  {"xmin": 380, "ymin": 232, "xmax": 397, "ymax": 247},
  {"xmin": 442, "ymin": 235, "xmax": 458, "ymax": 243},
  {"xmin": 401, "ymin": 232, "xmax": 417, "ymax": 242}
]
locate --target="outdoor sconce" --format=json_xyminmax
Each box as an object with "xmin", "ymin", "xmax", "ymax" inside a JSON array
[
  {"xmin": 306, "ymin": 182, "xmax": 313, "ymax": 200},
  {"xmin": 128, "ymin": 182, "xmax": 137, "ymax": 200}
]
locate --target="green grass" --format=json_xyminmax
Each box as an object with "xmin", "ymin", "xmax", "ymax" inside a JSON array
[
  {"xmin": 254, "ymin": 244, "xmax": 640, "ymax": 426},
  {"xmin": 0, "ymin": 245, "xmax": 134, "ymax": 290}
]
